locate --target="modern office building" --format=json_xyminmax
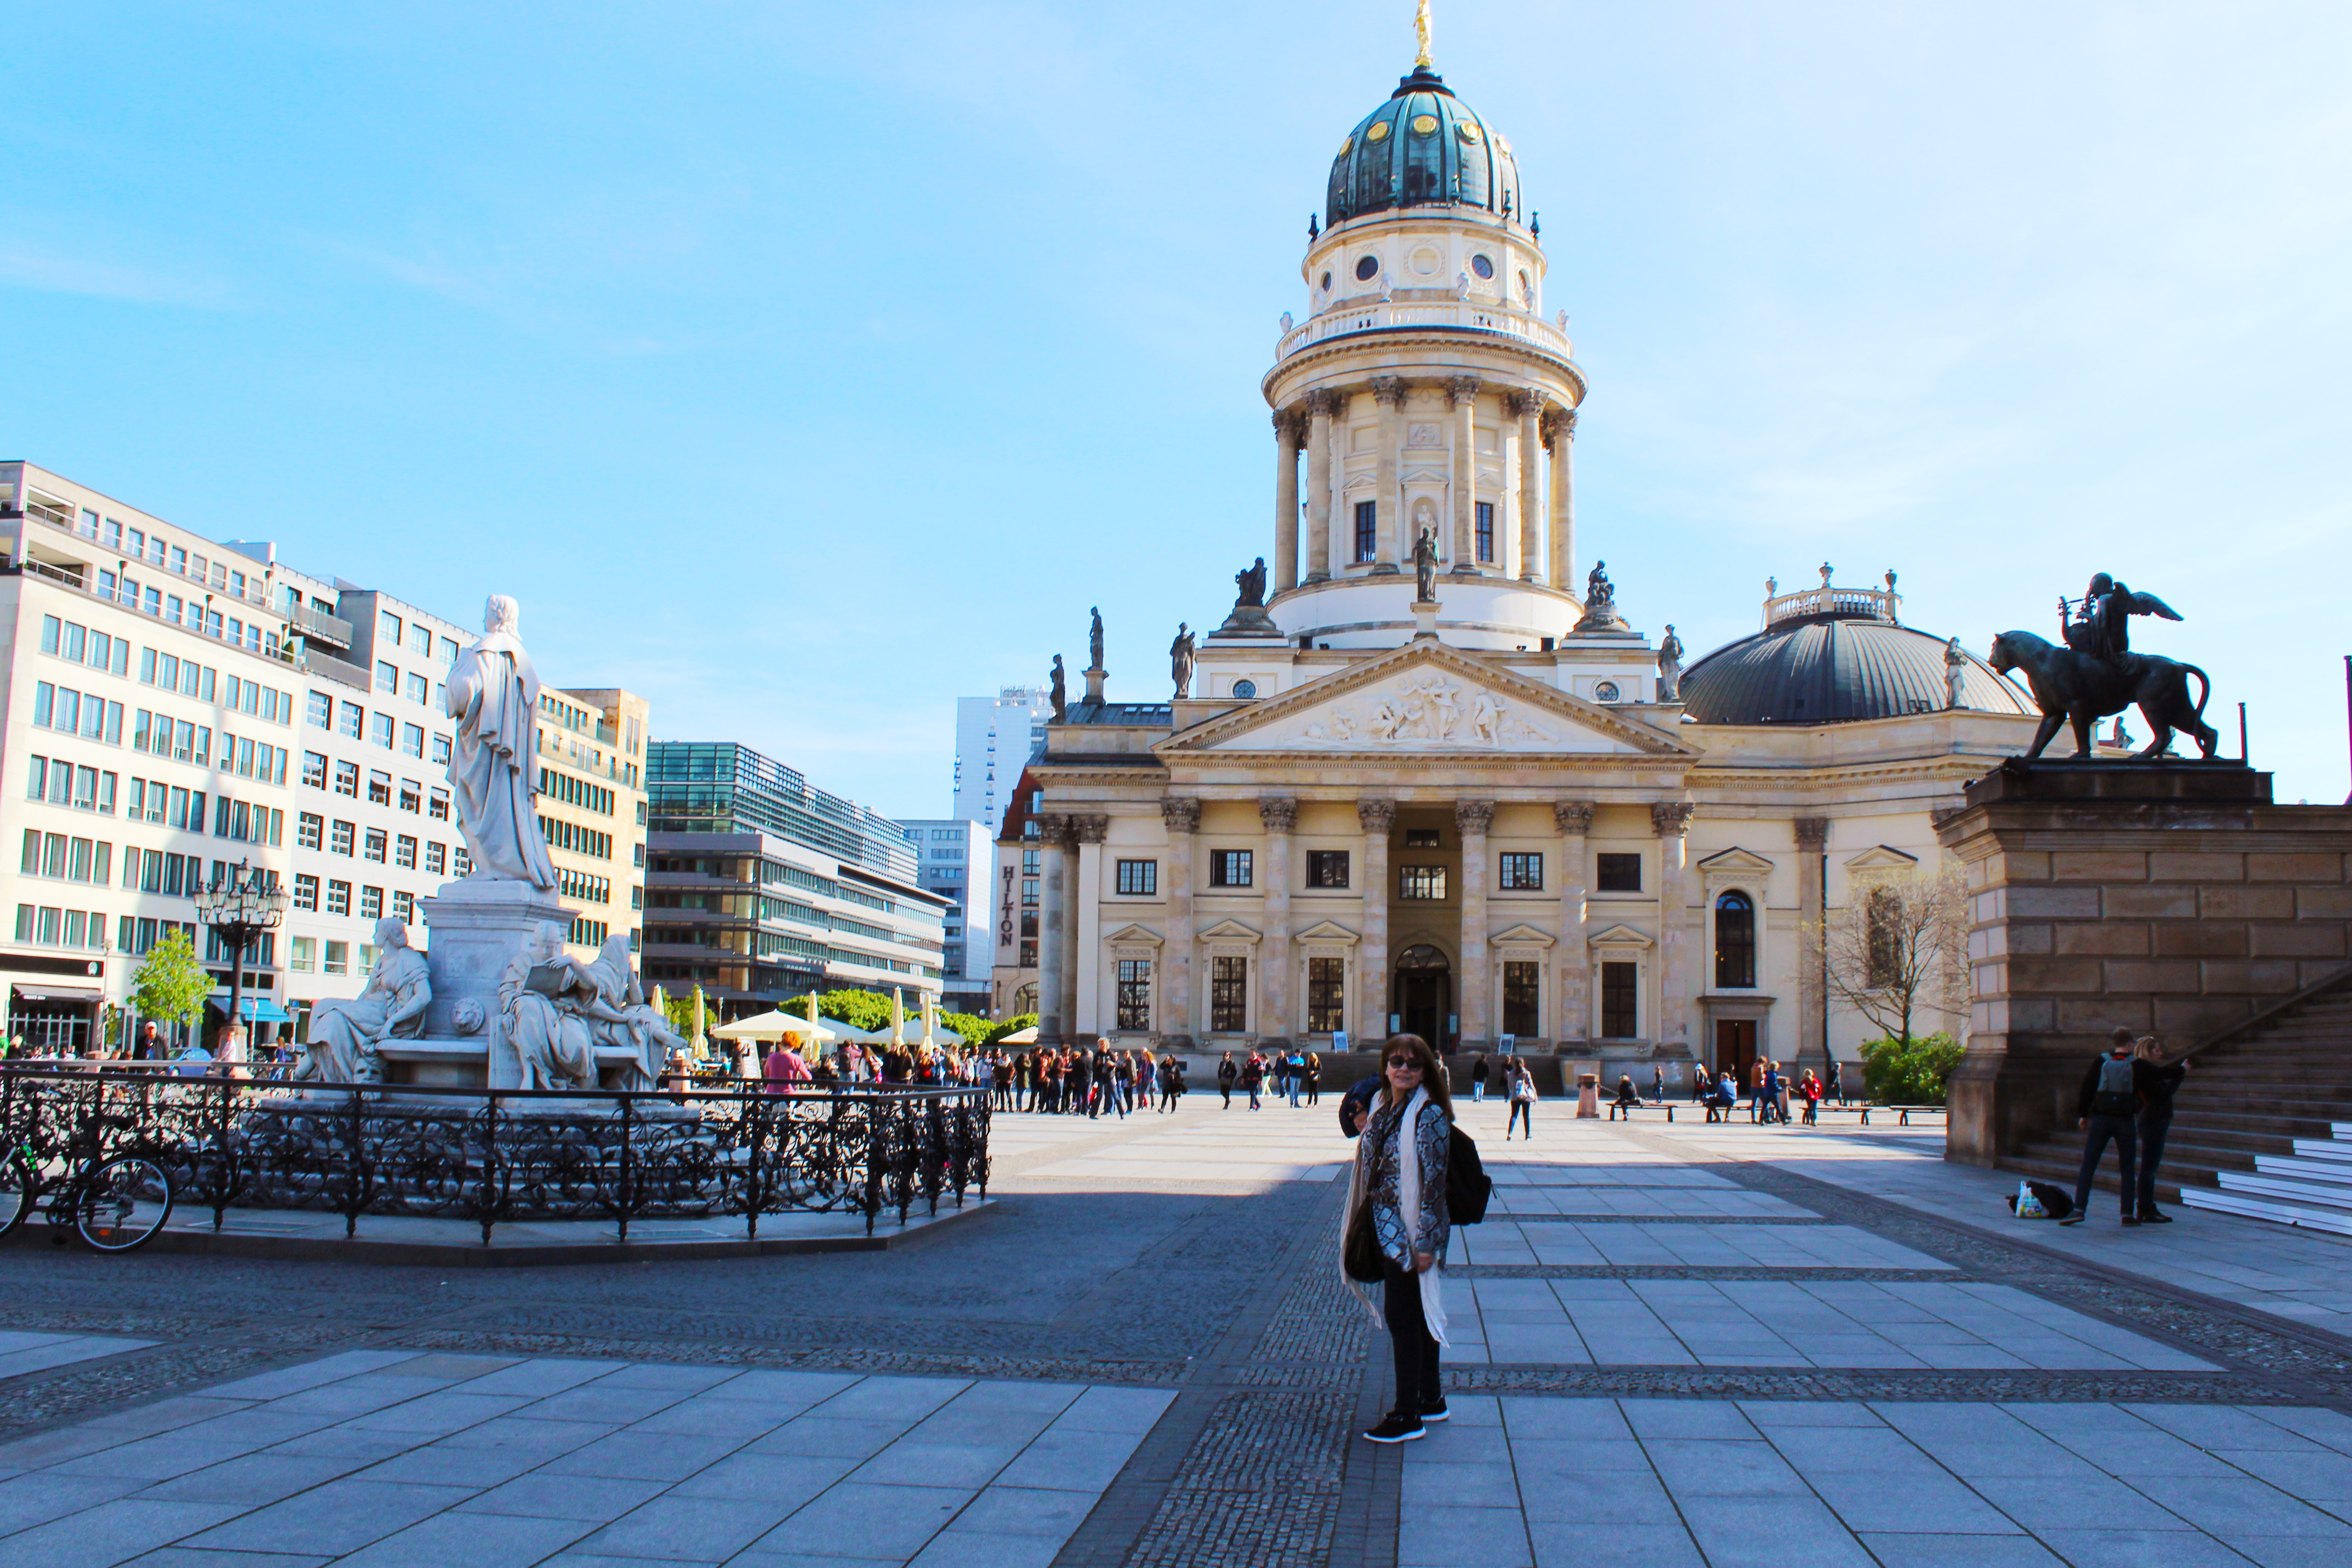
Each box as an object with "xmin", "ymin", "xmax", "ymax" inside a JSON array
[
  {"xmin": 951, "ymin": 688, "xmax": 1050, "ymax": 825},
  {"xmin": 897, "ymin": 817, "xmax": 993, "ymax": 1013},
  {"xmin": 0, "ymin": 460, "xmax": 648, "ymax": 1051},
  {"xmin": 642, "ymin": 741, "xmax": 947, "ymax": 1015}
]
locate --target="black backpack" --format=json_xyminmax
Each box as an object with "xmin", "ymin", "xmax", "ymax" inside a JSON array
[
  {"xmin": 2090, "ymin": 1054, "xmax": 2140, "ymax": 1118},
  {"xmin": 1446, "ymin": 1128, "xmax": 1492, "ymax": 1226}
]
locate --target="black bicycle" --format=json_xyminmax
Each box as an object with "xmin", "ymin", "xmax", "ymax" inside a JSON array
[{"xmin": 0, "ymin": 1110, "xmax": 175, "ymax": 1252}]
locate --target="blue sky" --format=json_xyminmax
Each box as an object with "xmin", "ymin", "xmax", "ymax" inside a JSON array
[{"xmin": 7, "ymin": 2, "xmax": 2349, "ymax": 815}]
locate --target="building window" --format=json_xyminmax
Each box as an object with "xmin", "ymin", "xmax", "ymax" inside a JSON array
[
  {"xmin": 330, "ymin": 820, "xmax": 355, "ymax": 857},
  {"xmin": 1503, "ymin": 960, "xmax": 1539, "ymax": 1037},
  {"xmin": 1116, "ymin": 958, "xmax": 1152, "ymax": 1031},
  {"xmin": 1404, "ymin": 828, "xmax": 1440, "ymax": 848},
  {"xmin": 1597, "ymin": 852, "xmax": 1642, "ymax": 892},
  {"xmin": 290, "ymin": 936, "xmax": 316, "ymax": 973},
  {"xmin": 324, "ymin": 939, "xmax": 349, "ymax": 976},
  {"xmin": 1021, "ymin": 878, "xmax": 1038, "ymax": 907},
  {"xmin": 1209, "ymin": 850, "xmax": 1253, "ymax": 888},
  {"xmin": 1398, "ymin": 865, "xmax": 1446, "ymax": 900},
  {"xmin": 1115, "ymin": 859, "xmax": 1157, "ymax": 896},
  {"xmin": 1307, "ymin": 955, "xmax": 1346, "ymax": 1033},
  {"xmin": 1210, "ymin": 955, "xmax": 1248, "ymax": 1033},
  {"xmin": 1306, "ymin": 850, "xmax": 1349, "ymax": 888},
  {"xmin": 339, "ymin": 702, "xmax": 364, "ymax": 740},
  {"xmin": 424, "ymin": 842, "xmax": 446, "ymax": 876},
  {"xmin": 1475, "ymin": 501, "xmax": 1495, "ymax": 562},
  {"xmin": 293, "ymin": 874, "xmax": 319, "ymax": 912},
  {"xmin": 364, "ymin": 828, "xmax": 388, "ymax": 863},
  {"xmin": 326, "ymin": 880, "xmax": 352, "ymax": 917},
  {"xmin": 302, "ymin": 752, "xmax": 327, "ymax": 789},
  {"xmin": 395, "ymin": 835, "xmax": 417, "ymax": 869},
  {"xmin": 297, "ymin": 813, "xmax": 324, "ymax": 851},
  {"xmin": 334, "ymin": 760, "xmax": 359, "ymax": 797},
  {"xmin": 1354, "ymin": 501, "xmax": 1376, "ymax": 562},
  {"xmin": 368, "ymin": 771, "xmax": 392, "ymax": 806},
  {"xmin": 1866, "ymin": 887, "xmax": 1902, "ymax": 988},
  {"xmin": 1601, "ymin": 960, "xmax": 1637, "ymax": 1038},
  {"xmin": 1499, "ymin": 852, "xmax": 1543, "ymax": 891},
  {"xmin": 360, "ymin": 885, "xmax": 383, "ymax": 920},
  {"xmin": 370, "ymin": 713, "xmax": 394, "ymax": 749},
  {"xmin": 375, "ymin": 660, "xmax": 398, "ymax": 694},
  {"xmin": 1715, "ymin": 891, "xmax": 1756, "ymax": 988}
]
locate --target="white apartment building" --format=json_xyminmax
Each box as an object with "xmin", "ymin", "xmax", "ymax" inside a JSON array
[
  {"xmin": 1, "ymin": 461, "xmax": 646, "ymax": 1051},
  {"xmin": 897, "ymin": 818, "xmax": 993, "ymax": 1013},
  {"xmin": 951, "ymin": 688, "xmax": 1049, "ymax": 826}
]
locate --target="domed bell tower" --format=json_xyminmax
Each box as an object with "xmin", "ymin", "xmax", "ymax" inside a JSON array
[{"xmin": 1260, "ymin": 26, "xmax": 1588, "ymax": 653}]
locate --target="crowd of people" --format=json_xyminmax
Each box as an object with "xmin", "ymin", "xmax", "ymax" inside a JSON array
[{"xmin": 1690, "ymin": 1058, "xmax": 1843, "ymax": 1125}]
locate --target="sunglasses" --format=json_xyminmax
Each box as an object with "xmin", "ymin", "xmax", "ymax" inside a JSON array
[{"xmin": 1384, "ymin": 1056, "xmax": 1423, "ymax": 1070}]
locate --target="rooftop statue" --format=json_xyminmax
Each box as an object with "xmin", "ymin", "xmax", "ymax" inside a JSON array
[
  {"xmin": 1169, "ymin": 624, "xmax": 1196, "ymax": 700},
  {"xmin": 1235, "ymin": 557, "xmax": 1269, "ymax": 609},
  {"xmin": 1574, "ymin": 560, "xmax": 1629, "ymax": 633},
  {"xmin": 1656, "ymin": 625, "xmax": 1684, "ymax": 703},
  {"xmin": 445, "ymin": 595, "xmax": 559, "ymax": 890},
  {"xmin": 1049, "ymin": 655, "xmax": 1067, "ymax": 723},
  {"xmin": 1089, "ymin": 606, "xmax": 1104, "ymax": 672},
  {"xmin": 1989, "ymin": 572, "xmax": 2217, "ymax": 760}
]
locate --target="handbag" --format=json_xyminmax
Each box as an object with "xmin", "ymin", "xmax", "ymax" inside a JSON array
[{"xmin": 1343, "ymin": 1200, "xmax": 1385, "ymax": 1282}]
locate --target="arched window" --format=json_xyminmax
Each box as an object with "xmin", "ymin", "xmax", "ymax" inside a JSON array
[{"xmin": 1715, "ymin": 891, "xmax": 1756, "ymax": 989}]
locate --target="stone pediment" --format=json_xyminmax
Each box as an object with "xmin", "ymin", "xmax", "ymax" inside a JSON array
[
  {"xmin": 1105, "ymin": 923, "xmax": 1162, "ymax": 947},
  {"xmin": 1587, "ymin": 923, "xmax": 1655, "ymax": 950},
  {"xmin": 1295, "ymin": 920, "xmax": 1361, "ymax": 945},
  {"xmin": 1163, "ymin": 641, "xmax": 1692, "ymax": 759},
  {"xmin": 1491, "ymin": 923, "xmax": 1557, "ymax": 948},
  {"xmin": 1844, "ymin": 845, "xmax": 1920, "ymax": 873},
  {"xmin": 1198, "ymin": 918, "xmax": 1262, "ymax": 944},
  {"xmin": 1696, "ymin": 847, "xmax": 1774, "ymax": 876}
]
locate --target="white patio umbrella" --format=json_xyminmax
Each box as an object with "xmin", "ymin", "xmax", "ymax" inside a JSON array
[
  {"xmin": 999, "ymin": 1026, "xmax": 1039, "ymax": 1045},
  {"xmin": 710, "ymin": 1009, "xmax": 841, "ymax": 1043}
]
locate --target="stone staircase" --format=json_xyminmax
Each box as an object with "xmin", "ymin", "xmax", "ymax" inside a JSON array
[{"xmin": 1999, "ymin": 971, "xmax": 2352, "ymax": 1231}]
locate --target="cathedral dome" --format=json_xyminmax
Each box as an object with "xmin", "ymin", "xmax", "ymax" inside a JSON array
[
  {"xmin": 1680, "ymin": 586, "xmax": 2032, "ymax": 726},
  {"xmin": 1325, "ymin": 65, "xmax": 1523, "ymax": 230}
]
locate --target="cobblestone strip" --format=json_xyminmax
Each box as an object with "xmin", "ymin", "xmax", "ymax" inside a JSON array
[
  {"xmin": 0, "ymin": 1344, "xmax": 283, "ymax": 1433},
  {"xmin": 1451, "ymin": 1264, "xmax": 1961, "ymax": 1282},
  {"xmin": 1054, "ymin": 1181, "xmax": 1377, "ymax": 1568},
  {"xmin": 1443, "ymin": 1364, "xmax": 2304, "ymax": 1402}
]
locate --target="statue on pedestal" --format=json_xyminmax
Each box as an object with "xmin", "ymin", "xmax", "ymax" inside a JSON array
[
  {"xmin": 1575, "ymin": 561, "xmax": 1628, "ymax": 633},
  {"xmin": 1088, "ymin": 606, "xmax": 1105, "ymax": 672},
  {"xmin": 496, "ymin": 923, "xmax": 598, "ymax": 1091},
  {"xmin": 295, "ymin": 918, "xmax": 429, "ymax": 1083},
  {"xmin": 1234, "ymin": 557, "xmax": 1269, "ymax": 608},
  {"xmin": 1945, "ymin": 637, "xmax": 1968, "ymax": 709},
  {"xmin": 1049, "ymin": 655, "xmax": 1066, "ymax": 723},
  {"xmin": 1989, "ymin": 570, "xmax": 2217, "ymax": 761},
  {"xmin": 1656, "ymin": 625, "xmax": 1684, "ymax": 703},
  {"xmin": 579, "ymin": 933, "xmax": 690, "ymax": 1090},
  {"xmin": 445, "ymin": 596, "xmax": 558, "ymax": 890},
  {"xmin": 1412, "ymin": 527, "xmax": 1438, "ymax": 604},
  {"xmin": 1169, "ymin": 624, "xmax": 1196, "ymax": 699}
]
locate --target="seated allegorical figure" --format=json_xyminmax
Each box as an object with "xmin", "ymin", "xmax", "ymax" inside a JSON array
[
  {"xmin": 576, "ymin": 932, "xmax": 690, "ymax": 1091},
  {"xmin": 497, "ymin": 922, "xmax": 598, "ymax": 1090},
  {"xmin": 296, "ymin": 918, "xmax": 430, "ymax": 1083}
]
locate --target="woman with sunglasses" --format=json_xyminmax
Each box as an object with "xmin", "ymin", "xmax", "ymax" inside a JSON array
[{"xmin": 1343, "ymin": 1033, "xmax": 1453, "ymax": 1443}]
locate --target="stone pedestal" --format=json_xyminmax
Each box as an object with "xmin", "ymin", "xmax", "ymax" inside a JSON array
[
  {"xmin": 413, "ymin": 877, "xmax": 571, "ymax": 1089},
  {"xmin": 1938, "ymin": 759, "xmax": 2352, "ymax": 1167},
  {"xmin": 1412, "ymin": 599, "xmax": 1439, "ymax": 639}
]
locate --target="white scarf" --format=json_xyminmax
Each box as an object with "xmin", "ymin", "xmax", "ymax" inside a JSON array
[{"xmin": 1340, "ymin": 1086, "xmax": 1448, "ymax": 1346}]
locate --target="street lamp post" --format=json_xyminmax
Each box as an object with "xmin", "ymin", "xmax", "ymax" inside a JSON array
[{"xmin": 193, "ymin": 860, "xmax": 291, "ymax": 1057}]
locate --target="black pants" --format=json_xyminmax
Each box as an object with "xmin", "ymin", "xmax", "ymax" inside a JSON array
[
  {"xmin": 1381, "ymin": 1258, "xmax": 1441, "ymax": 1417},
  {"xmin": 1507, "ymin": 1101, "xmax": 1531, "ymax": 1138},
  {"xmin": 2074, "ymin": 1114, "xmax": 2137, "ymax": 1217},
  {"xmin": 2137, "ymin": 1115, "xmax": 2171, "ymax": 1212}
]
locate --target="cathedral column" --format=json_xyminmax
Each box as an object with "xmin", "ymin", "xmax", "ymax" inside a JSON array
[
  {"xmin": 1035, "ymin": 813, "xmax": 1070, "ymax": 1047},
  {"xmin": 1357, "ymin": 799, "xmax": 1394, "ymax": 1039},
  {"xmin": 1072, "ymin": 814, "xmax": 1107, "ymax": 1035},
  {"xmin": 1554, "ymin": 800, "xmax": 1593, "ymax": 1045},
  {"xmin": 1514, "ymin": 392, "xmax": 1545, "ymax": 584},
  {"xmin": 1371, "ymin": 377, "xmax": 1405, "ymax": 571},
  {"xmin": 1305, "ymin": 390, "xmax": 1339, "ymax": 581},
  {"xmin": 1795, "ymin": 817, "xmax": 1829, "ymax": 1073},
  {"xmin": 1272, "ymin": 411, "xmax": 1301, "ymax": 595},
  {"xmin": 1160, "ymin": 797, "xmax": 1200, "ymax": 1046},
  {"xmin": 1260, "ymin": 797, "xmax": 1296, "ymax": 1043},
  {"xmin": 1449, "ymin": 376, "xmax": 1481, "ymax": 571},
  {"xmin": 1457, "ymin": 800, "xmax": 1494, "ymax": 1048},
  {"xmin": 1546, "ymin": 407, "xmax": 1577, "ymax": 595},
  {"xmin": 1653, "ymin": 801, "xmax": 1697, "ymax": 1058}
]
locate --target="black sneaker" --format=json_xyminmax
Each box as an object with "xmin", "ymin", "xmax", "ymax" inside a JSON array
[
  {"xmin": 1362, "ymin": 1412, "xmax": 1425, "ymax": 1444},
  {"xmin": 1420, "ymin": 1396, "xmax": 1450, "ymax": 1424},
  {"xmin": 2057, "ymin": 1212, "xmax": 2084, "ymax": 1226},
  {"xmin": 2138, "ymin": 1208, "xmax": 2173, "ymax": 1224}
]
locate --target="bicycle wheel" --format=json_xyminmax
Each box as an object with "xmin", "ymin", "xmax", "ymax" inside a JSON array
[
  {"xmin": 0, "ymin": 1155, "xmax": 36, "ymax": 1238},
  {"xmin": 72, "ymin": 1157, "xmax": 173, "ymax": 1253}
]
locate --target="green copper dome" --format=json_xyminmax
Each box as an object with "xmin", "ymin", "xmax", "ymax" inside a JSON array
[{"xmin": 1326, "ymin": 65, "xmax": 1523, "ymax": 229}]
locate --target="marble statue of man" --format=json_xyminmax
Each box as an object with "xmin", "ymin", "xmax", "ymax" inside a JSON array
[
  {"xmin": 444, "ymin": 595, "xmax": 559, "ymax": 890},
  {"xmin": 1413, "ymin": 527, "xmax": 1438, "ymax": 603},
  {"xmin": 1089, "ymin": 607, "xmax": 1105, "ymax": 672},
  {"xmin": 1656, "ymin": 625, "xmax": 1685, "ymax": 703},
  {"xmin": 1945, "ymin": 636, "xmax": 1968, "ymax": 709},
  {"xmin": 1169, "ymin": 624, "xmax": 1195, "ymax": 700},
  {"xmin": 578, "ymin": 933, "xmax": 689, "ymax": 1090},
  {"xmin": 496, "ymin": 922, "xmax": 597, "ymax": 1090},
  {"xmin": 296, "ymin": 918, "xmax": 429, "ymax": 1083}
]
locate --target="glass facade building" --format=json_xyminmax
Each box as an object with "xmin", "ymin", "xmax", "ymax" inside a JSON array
[{"xmin": 646, "ymin": 742, "xmax": 914, "ymax": 881}]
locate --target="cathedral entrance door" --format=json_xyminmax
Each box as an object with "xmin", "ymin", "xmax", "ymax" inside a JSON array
[
  {"xmin": 1394, "ymin": 945, "xmax": 1451, "ymax": 1051},
  {"xmin": 1714, "ymin": 1019, "xmax": 1757, "ymax": 1085}
]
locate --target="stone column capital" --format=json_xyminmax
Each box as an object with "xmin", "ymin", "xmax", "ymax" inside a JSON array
[
  {"xmin": 1357, "ymin": 798, "xmax": 1395, "ymax": 834},
  {"xmin": 1272, "ymin": 408, "xmax": 1307, "ymax": 445},
  {"xmin": 1794, "ymin": 816, "xmax": 1830, "ymax": 852},
  {"xmin": 1258, "ymin": 797, "xmax": 1298, "ymax": 834},
  {"xmin": 1159, "ymin": 797, "xmax": 1201, "ymax": 834},
  {"xmin": 1072, "ymin": 814, "xmax": 1110, "ymax": 845},
  {"xmin": 1454, "ymin": 799, "xmax": 1495, "ymax": 836},
  {"xmin": 1650, "ymin": 801, "xmax": 1696, "ymax": 839},
  {"xmin": 1036, "ymin": 812, "xmax": 1072, "ymax": 844},
  {"xmin": 1370, "ymin": 375, "xmax": 1407, "ymax": 408},
  {"xmin": 1446, "ymin": 375, "xmax": 1482, "ymax": 408},
  {"xmin": 1553, "ymin": 800, "xmax": 1594, "ymax": 835},
  {"xmin": 1542, "ymin": 406, "xmax": 1577, "ymax": 443},
  {"xmin": 1505, "ymin": 389, "xmax": 1545, "ymax": 420},
  {"xmin": 1306, "ymin": 387, "xmax": 1345, "ymax": 420}
]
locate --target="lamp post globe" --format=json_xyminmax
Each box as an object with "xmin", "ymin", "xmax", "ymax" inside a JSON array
[{"xmin": 195, "ymin": 860, "xmax": 289, "ymax": 1059}]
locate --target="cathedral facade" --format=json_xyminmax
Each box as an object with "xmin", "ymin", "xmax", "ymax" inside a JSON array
[{"xmin": 1001, "ymin": 53, "xmax": 2036, "ymax": 1084}]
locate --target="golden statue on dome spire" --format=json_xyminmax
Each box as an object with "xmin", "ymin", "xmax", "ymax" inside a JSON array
[{"xmin": 1414, "ymin": 0, "xmax": 1434, "ymax": 67}]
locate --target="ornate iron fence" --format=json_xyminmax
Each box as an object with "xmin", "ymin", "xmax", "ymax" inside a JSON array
[{"xmin": 0, "ymin": 1068, "xmax": 989, "ymax": 1244}]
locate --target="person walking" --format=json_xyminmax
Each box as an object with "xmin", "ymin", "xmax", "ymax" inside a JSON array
[
  {"xmin": 1506, "ymin": 1060, "xmax": 1536, "ymax": 1140},
  {"xmin": 1471, "ymin": 1053, "xmax": 1489, "ymax": 1103},
  {"xmin": 1748, "ymin": 1059, "xmax": 1770, "ymax": 1123},
  {"xmin": 1217, "ymin": 1051, "xmax": 1238, "ymax": 1109},
  {"xmin": 1774, "ymin": 1061, "xmax": 1793, "ymax": 1125},
  {"xmin": 2134, "ymin": 1035, "xmax": 2190, "ymax": 1223},
  {"xmin": 2062, "ymin": 1027, "xmax": 2149, "ymax": 1227},
  {"xmin": 1304, "ymin": 1052, "xmax": 1322, "ymax": 1106},
  {"xmin": 1826, "ymin": 1058, "xmax": 1844, "ymax": 1106},
  {"xmin": 1241, "ymin": 1052, "xmax": 1264, "ymax": 1111},
  {"xmin": 1800, "ymin": 1068, "xmax": 1823, "ymax": 1126},
  {"xmin": 1342, "ymin": 1033, "xmax": 1453, "ymax": 1444},
  {"xmin": 1652, "ymin": 1063, "xmax": 1664, "ymax": 1105},
  {"xmin": 1288, "ymin": 1050, "xmax": 1308, "ymax": 1108}
]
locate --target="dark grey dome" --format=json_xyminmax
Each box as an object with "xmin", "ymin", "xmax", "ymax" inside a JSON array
[{"xmin": 1681, "ymin": 610, "xmax": 2030, "ymax": 726}]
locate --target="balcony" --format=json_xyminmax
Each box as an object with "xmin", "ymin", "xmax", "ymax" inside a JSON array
[
  {"xmin": 1274, "ymin": 300, "xmax": 1574, "ymax": 363},
  {"xmin": 290, "ymin": 602, "xmax": 356, "ymax": 648}
]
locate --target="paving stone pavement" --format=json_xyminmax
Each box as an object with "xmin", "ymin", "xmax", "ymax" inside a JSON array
[{"xmin": 0, "ymin": 1096, "xmax": 2345, "ymax": 1564}]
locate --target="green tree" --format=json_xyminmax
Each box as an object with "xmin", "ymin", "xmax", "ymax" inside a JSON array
[
  {"xmin": 1859, "ymin": 1033, "xmax": 1966, "ymax": 1105},
  {"xmin": 130, "ymin": 930, "xmax": 212, "ymax": 1043},
  {"xmin": 778, "ymin": 989, "xmax": 902, "ymax": 1033},
  {"xmin": 938, "ymin": 1010, "xmax": 995, "ymax": 1047}
]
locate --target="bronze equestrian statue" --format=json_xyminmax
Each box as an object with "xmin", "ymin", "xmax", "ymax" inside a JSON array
[{"xmin": 1988, "ymin": 573, "xmax": 2217, "ymax": 761}]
